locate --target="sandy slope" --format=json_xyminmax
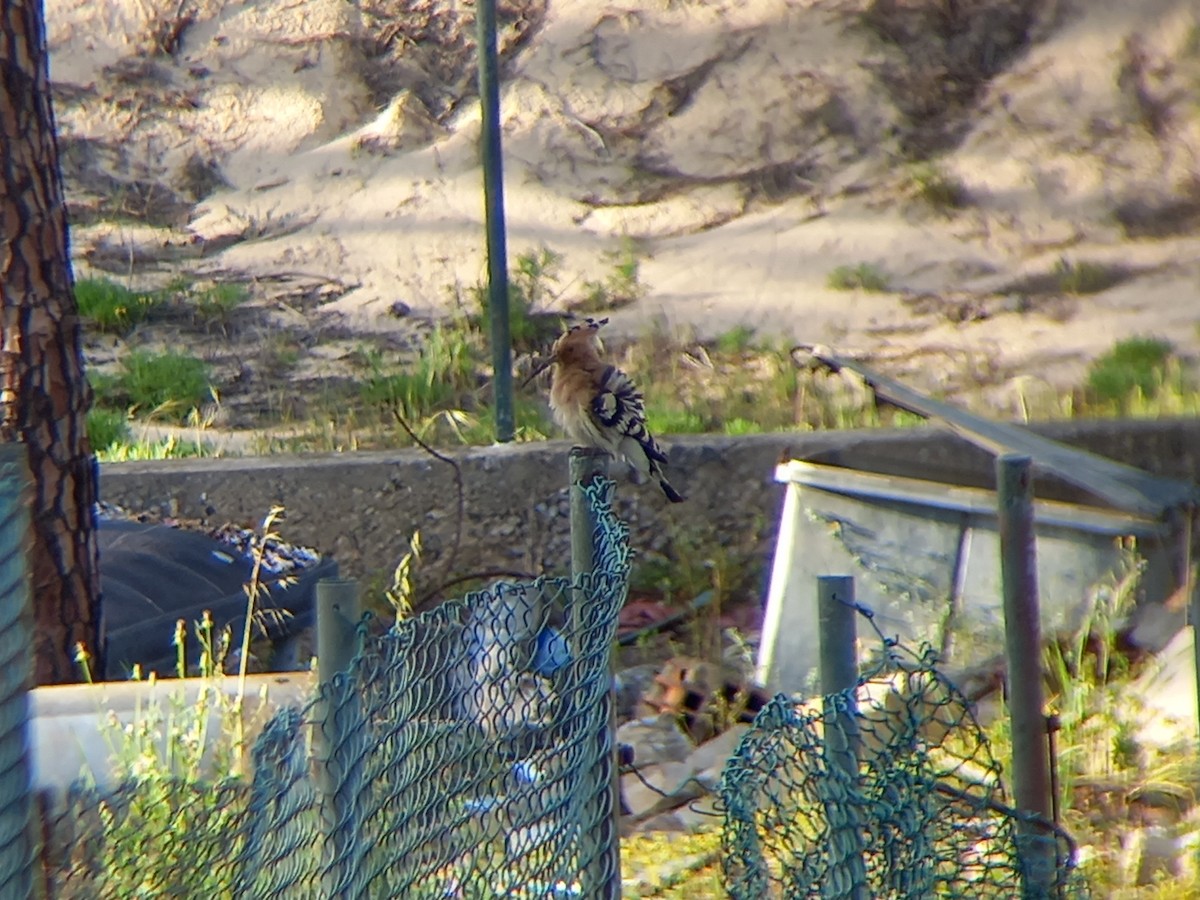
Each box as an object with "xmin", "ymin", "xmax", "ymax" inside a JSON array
[{"xmin": 46, "ymin": 0, "xmax": 1200, "ymax": 411}]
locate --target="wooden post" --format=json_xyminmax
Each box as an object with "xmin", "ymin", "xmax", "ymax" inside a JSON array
[
  {"xmin": 569, "ymin": 448, "xmax": 619, "ymax": 898},
  {"xmin": 817, "ymin": 575, "xmax": 867, "ymax": 900},
  {"xmin": 997, "ymin": 454, "xmax": 1055, "ymax": 897}
]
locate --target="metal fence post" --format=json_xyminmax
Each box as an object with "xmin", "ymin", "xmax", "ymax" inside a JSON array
[
  {"xmin": 315, "ymin": 578, "xmax": 363, "ymax": 898},
  {"xmin": 997, "ymin": 454, "xmax": 1055, "ymax": 898},
  {"xmin": 817, "ymin": 575, "xmax": 867, "ymax": 900},
  {"xmin": 0, "ymin": 444, "xmax": 34, "ymax": 899},
  {"xmin": 317, "ymin": 579, "xmax": 361, "ymax": 682},
  {"xmin": 569, "ymin": 447, "xmax": 619, "ymax": 899},
  {"xmin": 475, "ymin": 0, "xmax": 514, "ymax": 443}
]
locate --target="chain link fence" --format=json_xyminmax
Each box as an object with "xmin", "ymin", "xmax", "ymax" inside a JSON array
[
  {"xmin": 43, "ymin": 476, "xmax": 630, "ymax": 898},
  {"xmin": 720, "ymin": 642, "xmax": 1088, "ymax": 899},
  {"xmin": 9, "ymin": 454, "xmax": 1098, "ymax": 898}
]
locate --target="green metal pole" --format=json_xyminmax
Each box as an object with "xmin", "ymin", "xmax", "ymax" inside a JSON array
[
  {"xmin": 997, "ymin": 454, "xmax": 1056, "ymax": 898},
  {"xmin": 316, "ymin": 578, "xmax": 362, "ymax": 682},
  {"xmin": 315, "ymin": 578, "xmax": 363, "ymax": 896},
  {"xmin": 817, "ymin": 575, "xmax": 867, "ymax": 900},
  {"xmin": 476, "ymin": 0, "xmax": 514, "ymax": 443},
  {"xmin": 569, "ymin": 448, "xmax": 620, "ymax": 898},
  {"xmin": 0, "ymin": 444, "xmax": 34, "ymax": 899}
]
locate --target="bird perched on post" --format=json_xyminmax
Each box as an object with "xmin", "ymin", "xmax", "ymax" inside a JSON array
[{"xmin": 527, "ymin": 318, "xmax": 684, "ymax": 503}]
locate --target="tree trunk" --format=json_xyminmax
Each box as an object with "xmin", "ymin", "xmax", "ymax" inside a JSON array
[{"xmin": 0, "ymin": 0, "xmax": 104, "ymax": 683}]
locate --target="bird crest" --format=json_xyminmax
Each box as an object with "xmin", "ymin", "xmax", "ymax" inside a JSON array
[{"xmin": 566, "ymin": 316, "xmax": 609, "ymax": 334}]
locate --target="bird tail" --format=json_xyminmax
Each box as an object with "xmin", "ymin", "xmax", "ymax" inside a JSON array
[{"xmin": 659, "ymin": 477, "xmax": 685, "ymax": 503}]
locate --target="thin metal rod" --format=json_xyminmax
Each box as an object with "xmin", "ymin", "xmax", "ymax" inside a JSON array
[
  {"xmin": 569, "ymin": 448, "xmax": 619, "ymax": 898},
  {"xmin": 817, "ymin": 575, "xmax": 867, "ymax": 900},
  {"xmin": 997, "ymin": 454, "xmax": 1055, "ymax": 897},
  {"xmin": 475, "ymin": 0, "xmax": 514, "ymax": 443}
]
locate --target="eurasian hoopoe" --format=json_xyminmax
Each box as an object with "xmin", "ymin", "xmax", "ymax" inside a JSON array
[{"xmin": 531, "ymin": 318, "xmax": 685, "ymax": 503}]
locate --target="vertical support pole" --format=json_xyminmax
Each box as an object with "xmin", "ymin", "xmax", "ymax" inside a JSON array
[
  {"xmin": 569, "ymin": 448, "xmax": 619, "ymax": 899},
  {"xmin": 817, "ymin": 575, "xmax": 867, "ymax": 900},
  {"xmin": 997, "ymin": 454, "xmax": 1055, "ymax": 898},
  {"xmin": 475, "ymin": 0, "xmax": 514, "ymax": 443},
  {"xmin": 1172, "ymin": 505, "xmax": 1199, "ymax": 746},
  {"xmin": 0, "ymin": 444, "xmax": 34, "ymax": 900},
  {"xmin": 317, "ymin": 579, "xmax": 362, "ymax": 683},
  {"xmin": 315, "ymin": 578, "xmax": 362, "ymax": 898}
]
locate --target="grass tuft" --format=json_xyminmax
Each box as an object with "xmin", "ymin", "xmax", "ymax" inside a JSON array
[
  {"xmin": 93, "ymin": 350, "xmax": 213, "ymax": 422},
  {"xmin": 1053, "ymin": 257, "xmax": 1123, "ymax": 295},
  {"xmin": 715, "ymin": 324, "xmax": 756, "ymax": 355},
  {"xmin": 86, "ymin": 407, "xmax": 132, "ymax": 453},
  {"xmin": 1084, "ymin": 336, "xmax": 1180, "ymax": 411},
  {"xmin": 472, "ymin": 246, "xmax": 563, "ymax": 352},
  {"xmin": 909, "ymin": 162, "xmax": 969, "ymax": 211},
  {"xmin": 191, "ymin": 282, "xmax": 250, "ymax": 329},
  {"xmin": 827, "ymin": 262, "xmax": 891, "ymax": 292},
  {"xmin": 75, "ymin": 277, "xmax": 163, "ymax": 333},
  {"xmin": 578, "ymin": 236, "xmax": 649, "ymax": 313}
]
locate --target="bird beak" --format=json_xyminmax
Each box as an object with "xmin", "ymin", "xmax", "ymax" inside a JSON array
[{"xmin": 521, "ymin": 355, "xmax": 553, "ymax": 389}]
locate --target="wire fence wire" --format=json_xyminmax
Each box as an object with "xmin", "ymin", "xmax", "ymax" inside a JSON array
[
  {"xmin": 720, "ymin": 638, "xmax": 1089, "ymax": 900},
  {"xmin": 44, "ymin": 477, "xmax": 631, "ymax": 899}
]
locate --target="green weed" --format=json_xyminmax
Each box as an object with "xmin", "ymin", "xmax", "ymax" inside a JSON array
[
  {"xmin": 75, "ymin": 277, "xmax": 163, "ymax": 333},
  {"xmin": 715, "ymin": 324, "xmax": 756, "ymax": 355},
  {"xmin": 622, "ymin": 829, "xmax": 723, "ymax": 898},
  {"xmin": 909, "ymin": 162, "xmax": 969, "ymax": 211},
  {"xmin": 643, "ymin": 404, "xmax": 708, "ymax": 436},
  {"xmin": 192, "ymin": 282, "xmax": 250, "ymax": 329},
  {"xmin": 360, "ymin": 327, "xmax": 483, "ymax": 443},
  {"xmin": 1084, "ymin": 336, "xmax": 1179, "ymax": 410},
  {"xmin": 93, "ymin": 350, "xmax": 213, "ymax": 422},
  {"xmin": 86, "ymin": 406, "xmax": 131, "ymax": 453},
  {"xmin": 1053, "ymin": 257, "xmax": 1123, "ymax": 295},
  {"xmin": 472, "ymin": 246, "xmax": 563, "ymax": 351},
  {"xmin": 1042, "ymin": 545, "xmax": 1142, "ymax": 809},
  {"xmin": 578, "ymin": 237, "xmax": 648, "ymax": 313},
  {"xmin": 827, "ymin": 262, "xmax": 891, "ymax": 292},
  {"xmin": 73, "ymin": 615, "xmax": 244, "ymax": 896},
  {"xmin": 624, "ymin": 326, "xmax": 921, "ymax": 437},
  {"xmin": 96, "ymin": 434, "xmax": 213, "ymax": 462},
  {"xmin": 261, "ymin": 333, "xmax": 301, "ymax": 372}
]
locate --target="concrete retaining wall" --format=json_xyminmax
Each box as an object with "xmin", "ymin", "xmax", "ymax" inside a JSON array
[{"xmin": 99, "ymin": 419, "xmax": 1200, "ymax": 594}]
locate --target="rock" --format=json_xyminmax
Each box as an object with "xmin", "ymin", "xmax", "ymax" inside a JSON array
[
  {"xmin": 672, "ymin": 798, "xmax": 723, "ymax": 833},
  {"xmin": 614, "ymin": 663, "xmax": 659, "ymax": 721},
  {"xmin": 628, "ymin": 810, "xmax": 689, "ymax": 834},
  {"xmin": 1128, "ymin": 626, "xmax": 1198, "ymax": 752},
  {"xmin": 685, "ymin": 724, "xmax": 751, "ymax": 792},
  {"xmin": 615, "ymin": 713, "xmax": 693, "ymax": 768},
  {"xmin": 621, "ymin": 760, "xmax": 705, "ymax": 821},
  {"xmin": 620, "ymin": 718, "xmax": 753, "ymax": 829},
  {"xmin": 351, "ymin": 91, "xmax": 446, "ymax": 156},
  {"xmin": 638, "ymin": 656, "xmax": 769, "ymax": 743},
  {"xmin": 1121, "ymin": 825, "xmax": 1200, "ymax": 887}
]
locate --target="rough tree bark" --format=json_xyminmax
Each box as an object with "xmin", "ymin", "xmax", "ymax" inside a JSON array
[{"xmin": 0, "ymin": 0, "xmax": 104, "ymax": 683}]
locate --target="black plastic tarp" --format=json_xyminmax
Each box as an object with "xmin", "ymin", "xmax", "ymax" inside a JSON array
[{"xmin": 98, "ymin": 519, "xmax": 336, "ymax": 679}]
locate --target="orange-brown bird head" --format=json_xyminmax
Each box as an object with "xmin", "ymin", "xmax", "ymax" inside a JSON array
[
  {"xmin": 550, "ymin": 317, "xmax": 607, "ymax": 366},
  {"xmin": 523, "ymin": 317, "xmax": 609, "ymax": 386}
]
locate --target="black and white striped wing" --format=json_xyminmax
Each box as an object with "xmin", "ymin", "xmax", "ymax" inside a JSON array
[{"xmin": 591, "ymin": 365, "xmax": 668, "ymax": 465}]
